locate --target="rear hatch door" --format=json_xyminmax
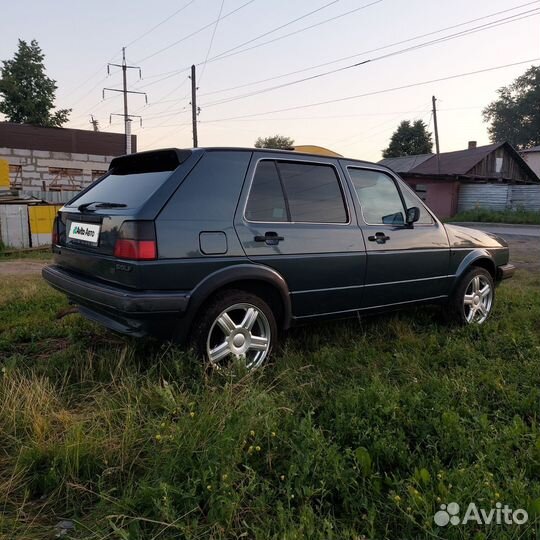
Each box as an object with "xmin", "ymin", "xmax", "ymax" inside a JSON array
[{"xmin": 55, "ymin": 149, "xmax": 198, "ymax": 288}]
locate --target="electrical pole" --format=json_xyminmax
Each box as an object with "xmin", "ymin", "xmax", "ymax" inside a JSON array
[
  {"xmin": 190, "ymin": 64, "xmax": 199, "ymax": 148},
  {"xmin": 104, "ymin": 48, "xmax": 147, "ymax": 154},
  {"xmin": 432, "ymin": 95, "xmax": 440, "ymax": 173},
  {"xmin": 89, "ymin": 115, "xmax": 99, "ymax": 132}
]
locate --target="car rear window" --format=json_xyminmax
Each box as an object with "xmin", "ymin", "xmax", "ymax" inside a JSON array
[{"xmin": 66, "ymin": 171, "xmax": 172, "ymax": 209}]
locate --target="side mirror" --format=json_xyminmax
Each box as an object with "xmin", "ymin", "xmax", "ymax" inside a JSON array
[{"xmin": 406, "ymin": 206, "xmax": 420, "ymax": 225}]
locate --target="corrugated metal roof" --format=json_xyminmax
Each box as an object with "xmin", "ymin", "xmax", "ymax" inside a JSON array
[{"xmin": 378, "ymin": 154, "xmax": 434, "ymax": 173}]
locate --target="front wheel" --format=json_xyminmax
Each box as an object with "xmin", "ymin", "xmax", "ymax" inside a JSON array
[
  {"xmin": 448, "ymin": 267, "xmax": 495, "ymax": 325},
  {"xmin": 191, "ymin": 290, "xmax": 278, "ymax": 370}
]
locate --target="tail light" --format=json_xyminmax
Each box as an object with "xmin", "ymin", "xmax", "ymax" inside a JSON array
[
  {"xmin": 52, "ymin": 216, "xmax": 59, "ymax": 245},
  {"xmin": 114, "ymin": 221, "xmax": 157, "ymax": 260}
]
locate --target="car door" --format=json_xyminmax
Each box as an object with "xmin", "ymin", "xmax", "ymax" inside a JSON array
[
  {"xmin": 235, "ymin": 152, "xmax": 366, "ymax": 318},
  {"xmin": 342, "ymin": 164, "xmax": 451, "ymax": 308}
]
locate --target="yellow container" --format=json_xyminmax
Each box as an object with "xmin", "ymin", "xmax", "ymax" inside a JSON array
[
  {"xmin": 28, "ymin": 205, "xmax": 62, "ymax": 246},
  {"xmin": 0, "ymin": 159, "xmax": 9, "ymax": 187}
]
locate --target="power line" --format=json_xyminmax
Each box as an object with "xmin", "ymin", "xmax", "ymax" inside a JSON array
[
  {"xmin": 196, "ymin": 58, "xmax": 540, "ymax": 123},
  {"xmin": 135, "ymin": 0, "xmax": 258, "ymax": 64},
  {"xmin": 197, "ymin": 0, "xmax": 540, "ymax": 98},
  {"xmin": 204, "ymin": 0, "xmax": 383, "ymax": 64},
  {"xmin": 134, "ymin": 0, "xmax": 381, "ymax": 89},
  {"xmin": 198, "ymin": 0, "xmax": 227, "ymax": 85},
  {"xmin": 197, "ymin": 8, "xmax": 540, "ymax": 109},
  {"xmin": 205, "ymin": 0, "xmax": 339, "ymax": 62},
  {"xmin": 124, "ymin": 0, "xmax": 198, "ymax": 48}
]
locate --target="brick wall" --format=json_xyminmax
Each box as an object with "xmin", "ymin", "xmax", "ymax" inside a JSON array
[{"xmin": 0, "ymin": 147, "xmax": 112, "ymax": 190}]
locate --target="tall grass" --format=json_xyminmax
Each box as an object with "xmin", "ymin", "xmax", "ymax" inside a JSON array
[
  {"xmin": 447, "ymin": 207, "xmax": 540, "ymax": 225},
  {"xmin": 1, "ymin": 270, "xmax": 540, "ymax": 538}
]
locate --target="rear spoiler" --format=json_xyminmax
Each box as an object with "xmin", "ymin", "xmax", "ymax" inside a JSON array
[{"xmin": 108, "ymin": 149, "xmax": 192, "ymax": 175}]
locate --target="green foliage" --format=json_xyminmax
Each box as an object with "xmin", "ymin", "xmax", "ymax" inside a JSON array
[
  {"xmin": 483, "ymin": 65, "xmax": 540, "ymax": 149},
  {"xmin": 0, "ymin": 39, "xmax": 70, "ymax": 127},
  {"xmin": 1, "ymin": 260, "xmax": 540, "ymax": 538},
  {"xmin": 447, "ymin": 207, "xmax": 540, "ymax": 225},
  {"xmin": 382, "ymin": 120, "xmax": 433, "ymax": 158},
  {"xmin": 254, "ymin": 135, "xmax": 295, "ymax": 149}
]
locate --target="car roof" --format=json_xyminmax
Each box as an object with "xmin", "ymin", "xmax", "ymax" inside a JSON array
[{"xmin": 188, "ymin": 146, "xmax": 384, "ymax": 169}]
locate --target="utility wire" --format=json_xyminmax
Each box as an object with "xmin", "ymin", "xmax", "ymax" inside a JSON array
[
  {"xmin": 205, "ymin": 0, "xmax": 340, "ymax": 62},
  {"xmin": 134, "ymin": 0, "xmax": 381, "ymax": 89},
  {"xmin": 198, "ymin": 0, "xmax": 227, "ymax": 85},
  {"xmin": 133, "ymin": 0, "xmax": 536, "ymax": 95},
  {"xmin": 198, "ymin": 8, "xmax": 540, "ymax": 109},
  {"xmin": 196, "ymin": 58, "xmax": 540, "ymax": 124},
  {"xmin": 143, "ymin": 9, "xmax": 539, "ymax": 121},
  {"xmin": 135, "ymin": 0, "xmax": 258, "ymax": 63},
  {"xmin": 197, "ymin": 0, "xmax": 540, "ymax": 98},
  {"xmin": 205, "ymin": 0, "xmax": 383, "ymax": 64},
  {"xmin": 124, "ymin": 0, "xmax": 198, "ymax": 48}
]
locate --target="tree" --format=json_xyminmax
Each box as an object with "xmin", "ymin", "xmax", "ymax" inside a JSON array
[
  {"xmin": 483, "ymin": 65, "xmax": 540, "ymax": 149},
  {"xmin": 382, "ymin": 120, "xmax": 433, "ymax": 158},
  {"xmin": 0, "ymin": 39, "xmax": 70, "ymax": 127},
  {"xmin": 254, "ymin": 135, "xmax": 294, "ymax": 149}
]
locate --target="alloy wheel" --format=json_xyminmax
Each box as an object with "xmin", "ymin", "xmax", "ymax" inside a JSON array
[
  {"xmin": 463, "ymin": 275, "xmax": 493, "ymax": 324},
  {"xmin": 206, "ymin": 303, "xmax": 271, "ymax": 369}
]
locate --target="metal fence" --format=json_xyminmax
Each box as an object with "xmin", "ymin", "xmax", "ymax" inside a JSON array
[{"xmin": 458, "ymin": 184, "xmax": 540, "ymax": 213}]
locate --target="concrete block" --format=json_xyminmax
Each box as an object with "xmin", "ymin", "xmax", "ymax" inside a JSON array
[
  {"xmin": 0, "ymin": 147, "xmax": 13, "ymax": 156},
  {"xmin": 87, "ymin": 154, "xmax": 105, "ymax": 162},
  {"xmin": 71, "ymin": 152, "xmax": 88, "ymax": 161},
  {"xmin": 32, "ymin": 150, "xmax": 51, "ymax": 158},
  {"xmin": 51, "ymin": 151, "xmax": 71, "ymax": 160},
  {"xmin": 46, "ymin": 159, "xmax": 88, "ymax": 169},
  {"xmin": 13, "ymin": 148, "xmax": 32, "ymax": 157}
]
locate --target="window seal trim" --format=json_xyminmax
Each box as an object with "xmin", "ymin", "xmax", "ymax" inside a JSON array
[{"xmin": 244, "ymin": 157, "xmax": 351, "ymax": 226}]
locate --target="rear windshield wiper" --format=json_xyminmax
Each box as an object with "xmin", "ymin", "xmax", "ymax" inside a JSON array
[{"xmin": 78, "ymin": 201, "xmax": 128, "ymax": 212}]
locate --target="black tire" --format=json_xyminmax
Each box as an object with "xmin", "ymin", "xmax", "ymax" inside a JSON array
[
  {"xmin": 190, "ymin": 289, "xmax": 278, "ymax": 369},
  {"xmin": 448, "ymin": 267, "xmax": 495, "ymax": 325}
]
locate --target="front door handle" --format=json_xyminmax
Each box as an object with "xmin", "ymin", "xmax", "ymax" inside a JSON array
[
  {"xmin": 368, "ymin": 232, "xmax": 390, "ymax": 244},
  {"xmin": 254, "ymin": 231, "xmax": 284, "ymax": 245}
]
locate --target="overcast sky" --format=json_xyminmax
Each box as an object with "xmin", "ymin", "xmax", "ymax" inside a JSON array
[{"xmin": 1, "ymin": 0, "xmax": 539, "ymax": 160}]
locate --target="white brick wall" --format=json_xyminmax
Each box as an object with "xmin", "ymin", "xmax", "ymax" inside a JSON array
[{"xmin": 0, "ymin": 147, "xmax": 113, "ymax": 190}]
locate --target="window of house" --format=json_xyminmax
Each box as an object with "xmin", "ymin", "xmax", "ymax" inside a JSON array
[
  {"xmin": 246, "ymin": 160, "xmax": 348, "ymax": 223},
  {"xmin": 48, "ymin": 167, "xmax": 83, "ymax": 190},
  {"xmin": 348, "ymin": 168, "xmax": 405, "ymax": 225}
]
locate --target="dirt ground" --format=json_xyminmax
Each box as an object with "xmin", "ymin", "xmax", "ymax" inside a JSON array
[
  {"xmin": 0, "ymin": 235, "xmax": 537, "ymax": 277},
  {"xmin": 0, "ymin": 259, "xmax": 48, "ymax": 276}
]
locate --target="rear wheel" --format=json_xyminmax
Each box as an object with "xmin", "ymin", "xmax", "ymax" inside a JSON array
[
  {"xmin": 449, "ymin": 267, "xmax": 495, "ymax": 325},
  {"xmin": 191, "ymin": 290, "xmax": 277, "ymax": 370}
]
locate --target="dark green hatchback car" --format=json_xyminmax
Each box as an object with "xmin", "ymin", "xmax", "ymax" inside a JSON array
[{"xmin": 43, "ymin": 147, "xmax": 515, "ymax": 369}]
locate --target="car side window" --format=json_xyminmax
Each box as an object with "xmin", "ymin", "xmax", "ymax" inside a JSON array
[
  {"xmin": 348, "ymin": 168, "xmax": 405, "ymax": 225},
  {"xmin": 399, "ymin": 184, "xmax": 434, "ymax": 224},
  {"xmin": 276, "ymin": 161, "xmax": 347, "ymax": 223},
  {"xmin": 245, "ymin": 160, "xmax": 288, "ymax": 222}
]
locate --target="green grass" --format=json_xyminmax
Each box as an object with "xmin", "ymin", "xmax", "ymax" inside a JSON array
[
  {"xmin": 1, "ymin": 270, "xmax": 540, "ymax": 539},
  {"xmin": 447, "ymin": 208, "xmax": 540, "ymax": 225}
]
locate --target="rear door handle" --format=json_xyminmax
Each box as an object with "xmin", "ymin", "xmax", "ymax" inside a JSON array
[
  {"xmin": 254, "ymin": 231, "xmax": 284, "ymax": 245},
  {"xmin": 368, "ymin": 232, "xmax": 390, "ymax": 244}
]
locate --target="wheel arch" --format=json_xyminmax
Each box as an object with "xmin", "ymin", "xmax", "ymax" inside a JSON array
[
  {"xmin": 450, "ymin": 249, "xmax": 496, "ymax": 296},
  {"xmin": 186, "ymin": 264, "xmax": 292, "ymax": 334}
]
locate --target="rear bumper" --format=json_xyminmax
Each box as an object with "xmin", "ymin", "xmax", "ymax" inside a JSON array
[
  {"xmin": 497, "ymin": 263, "xmax": 516, "ymax": 281},
  {"xmin": 42, "ymin": 265, "xmax": 190, "ymax": 337}
]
